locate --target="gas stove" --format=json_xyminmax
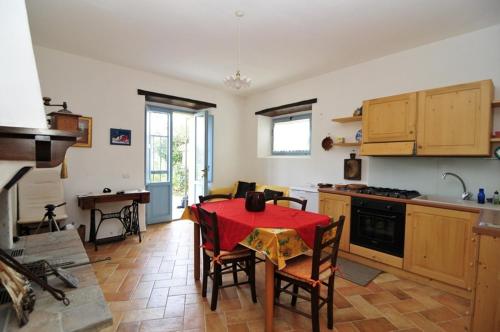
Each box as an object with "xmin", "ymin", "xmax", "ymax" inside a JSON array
[{"xmin": 356, "ymin": 186, "xmax": 421, "ymax": 199}]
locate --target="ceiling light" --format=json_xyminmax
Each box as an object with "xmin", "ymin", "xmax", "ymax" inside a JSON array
[{"xmin": 224, "ymin": 10, "xmax": 251, "ymax": 90}]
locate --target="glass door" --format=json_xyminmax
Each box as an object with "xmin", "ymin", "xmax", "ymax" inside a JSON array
[
  {"xmin": 145, "ymin": 106, "xmax": 172, "ymax": 224},
  {"xmin": 193, "ymin": 111, "xmax": 214, "ymax": 201}
]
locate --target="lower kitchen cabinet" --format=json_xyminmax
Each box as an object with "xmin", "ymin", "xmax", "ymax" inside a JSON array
[
  {"xmin": 404, "ymin": 204, "xmax": 478, "ymax": 289},
  {"xmin": 319, "ymin": 193, "xmax": 350, "ymax": 252},
  {"xmin": 471, "ymin": 234, "xmax": 500, "ymax": 332}
]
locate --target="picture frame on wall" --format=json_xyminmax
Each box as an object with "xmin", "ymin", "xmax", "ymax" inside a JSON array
[
  {"xmin": 110, "ymin": 128, "xmax": 132, "ymax": 146},
  {"xmin": 74, "ymin": 116, "xmax": 92, "ymax": 148}
]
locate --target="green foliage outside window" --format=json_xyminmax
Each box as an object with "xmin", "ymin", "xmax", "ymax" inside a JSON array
[{"xmin": 172, "ymin": 133, "xmax": 188, "ymax": 196}]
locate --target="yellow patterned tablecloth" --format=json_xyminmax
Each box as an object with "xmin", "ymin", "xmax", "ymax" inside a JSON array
[{"xmin": 181, "ymin": 207, "xmax": 312, "ymax": 269}]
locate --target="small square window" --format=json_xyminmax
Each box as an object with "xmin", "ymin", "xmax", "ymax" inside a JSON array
[{"xmin": 272, "ymin": 114, "xmax": 311, "ymax": 155}]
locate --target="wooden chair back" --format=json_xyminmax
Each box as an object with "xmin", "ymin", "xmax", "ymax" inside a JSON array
[
  {"xmin": 196, "ymin": 204, "xmax": 221, "ymax": 257},
  {"xmin": 272, "ymin": 196, "xmax": 307, "ymax": 211},
  {"xmin": 310, "ymin": 216, "xmax": 345, "ymax": 281},
  {"xmin": 199, "ymin": 193, "xmax": 232, "ymax": 203}
]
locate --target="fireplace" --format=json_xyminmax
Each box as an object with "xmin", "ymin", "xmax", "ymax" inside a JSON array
[{"xmin": 0, "ymin": 127, "xmax": 78, "ymax": 248}]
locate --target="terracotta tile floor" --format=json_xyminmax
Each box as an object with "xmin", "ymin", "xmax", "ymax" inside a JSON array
[{"xmin": 86, "ymin": 221, "xmax": 470, "ymax": 332}]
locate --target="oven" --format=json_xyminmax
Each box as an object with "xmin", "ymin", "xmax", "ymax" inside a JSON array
[{"xmin": 350, "ymin": 197, "xmax": 405, "ymax": 257}]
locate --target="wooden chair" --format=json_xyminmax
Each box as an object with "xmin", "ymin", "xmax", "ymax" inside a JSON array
[
  {"xmin": 199, "ymin": 193, "xmax": 232, "ymax": 203},
  {"xmin": 256, "ymin": 196, "xmax": 310, "ymax": 264},
  {"xmin": 274, "ymin": 216, "xmax": 345, "ymax": 332},
  {"xmin": 273, "ymin": 196, "xmax": 308, "ymax": 211},
  {"xmin": 196, "ymin": 205, "xmax": 257, "ymax": 310}
]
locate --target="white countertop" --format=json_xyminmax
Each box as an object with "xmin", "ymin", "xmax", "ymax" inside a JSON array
[
  {"xmin": 412, "ymin": 194, "xmax": 500, "ymax": 212},
  {"xmin": 289, "ymin": 186, "xmax": 318, "ymax": 193}
]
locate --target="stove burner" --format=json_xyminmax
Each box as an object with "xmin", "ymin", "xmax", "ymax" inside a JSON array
[{"xmin": 357, "ymin": 187, "xmax": 420, "ymax": 199}]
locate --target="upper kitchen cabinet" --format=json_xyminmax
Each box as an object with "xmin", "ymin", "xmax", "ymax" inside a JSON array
[
  {"xmin": 416, "ymin": 80, "xmax": 493, "ymax": 156},
  {"xmin": 362, "ymin": 92, "xmax": 417, "ymax": 143}
]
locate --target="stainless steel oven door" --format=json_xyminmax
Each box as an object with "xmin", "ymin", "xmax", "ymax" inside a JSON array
[{"xmin": 350, "ymin": 207, "xmax": 405, "ymax": 257}]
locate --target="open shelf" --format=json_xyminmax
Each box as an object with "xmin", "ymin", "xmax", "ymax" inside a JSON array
[
  {"xmin": 333, "ymin": 142, "xmax": 361, "ymax": 147},
  {"xmin": 331, "ymin": 116, "xmax": 362, "ymax": 123},
  {"xmin": 492, "ymin": 100, "xmax": 500, "ymax": 108},
  {"xmin": 491, "ymin": 138, "xmax": 500, "ymax": 143}
]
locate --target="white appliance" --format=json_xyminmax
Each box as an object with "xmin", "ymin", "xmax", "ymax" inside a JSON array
[{"xmin": 289, "ymin": 187, "xmax": 319, "ymax": 213}]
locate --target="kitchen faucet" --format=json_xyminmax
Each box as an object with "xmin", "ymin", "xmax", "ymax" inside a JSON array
[{"xmin": 442, "ymin": 172, "xmax": 471, "ymax": 200}]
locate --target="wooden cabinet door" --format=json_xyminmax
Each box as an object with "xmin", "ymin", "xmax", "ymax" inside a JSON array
[
  {"xmin": 362, "ymin": 92, "xmax": 417, "ymax": 143},
  {"xmin": 416, "ymin": 80, "xmax": 493, "ymax": 156},
  {"xmin": 472, "ymin": 235, "xmax": 500, "ymax": 332},
  {"xmin": 319, "ymin": 193, "xmax": 351, "ymax": 252},
  {"xmin": 404, "ymin": 205, "xmax": 478, "ymax": 289}
]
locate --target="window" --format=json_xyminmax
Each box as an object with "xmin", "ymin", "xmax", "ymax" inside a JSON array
[
  {"xmin": 147, "ymin": 111, "xmax": 170, "ymax": 183},
  {"xmin": 272, "ymin": 114, "xmax": 311, "ymax": 155}
]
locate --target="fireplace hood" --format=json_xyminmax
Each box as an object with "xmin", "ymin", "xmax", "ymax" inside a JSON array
[{"xmin": 0, "ymin": 125, "xmax": 78, "ymax": 189}]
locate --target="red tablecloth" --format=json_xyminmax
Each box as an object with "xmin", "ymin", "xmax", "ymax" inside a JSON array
[{"xmin": 191, "ymin": 198, "xmax": 330, "ymax": 251}]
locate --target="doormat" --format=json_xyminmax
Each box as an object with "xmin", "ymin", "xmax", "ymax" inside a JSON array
[{"xmin": 336, "ymin": 257, "xmax": 381, "ymax": 286}]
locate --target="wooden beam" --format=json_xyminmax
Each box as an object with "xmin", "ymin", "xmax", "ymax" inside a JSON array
[
  {"xmin": 137, "ymin": 89, "xmax": 216, "ymax": 110},
  {"xmin": 255, "ymin": 98, "xmax": 317, "ymax": 117}
]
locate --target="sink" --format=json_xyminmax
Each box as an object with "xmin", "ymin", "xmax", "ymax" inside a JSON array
[
  {"xmin": 414, "ymin": 195, "xmax": 500, "ymax": 227},
  {"xmin": 414, "ymin": 195, "xmax": 465, "ymax": 204}
]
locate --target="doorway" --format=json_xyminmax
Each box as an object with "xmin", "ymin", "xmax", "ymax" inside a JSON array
[{"xmin": 145, "ymin": 105, "xmax": 213, "ymax": 224}]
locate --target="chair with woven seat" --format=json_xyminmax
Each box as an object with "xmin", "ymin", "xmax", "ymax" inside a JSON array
[
  {"xmin": 198, "ymin": 193, "xmax": 232, "ymax": 203},
  {"xmin": 274, "ymin": 216, "xmax": 345, "ymax": 332},
  {"xmin": 272, "ymin": 196, "xmax": 307, "ymax": 211},
  {"xmin": 196, "ymin": 204, "xmax": 257, "ymax": 311}
]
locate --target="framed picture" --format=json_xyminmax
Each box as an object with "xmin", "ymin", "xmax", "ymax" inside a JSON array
[
  {"xmin": 74, "ymin": 116, "xmax": 92, "ymax": 148},
  {"xmin": 110, "ymin": 128, "xmax": 131, "ymax": 146}
]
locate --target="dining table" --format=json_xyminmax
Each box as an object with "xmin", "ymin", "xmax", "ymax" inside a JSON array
[{"xmin": 181, "ymin": 198, "xmax": 331, "ymax": 332}]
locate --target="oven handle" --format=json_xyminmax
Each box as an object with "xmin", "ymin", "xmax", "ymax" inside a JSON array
[{"xmin": 356, "ymin": 210, "xmax": 398, "ymax": 220}]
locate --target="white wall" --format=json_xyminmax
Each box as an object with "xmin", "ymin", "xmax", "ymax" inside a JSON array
[
  {"xmin": 34, "ymin": 46, "xmax": 242, "ymax": 239},
  {"xmin": 0, "ymin": 1, "xmax": 46, "ymax": 129},
  {"xmin": 241, "ymin": 24, "xmax": 500, "ymax": 198}
]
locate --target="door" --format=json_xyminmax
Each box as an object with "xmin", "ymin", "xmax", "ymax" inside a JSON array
[
  {"xmin": 416, "ymin": 80, "xmax": 493, "ymax": 156},
  {"xmin": 145, "ymin": 106, "xmax": 172, "ymax": 224},
  {"xmin": 193, "ymin": 111, "xmax": 214, "ymax": 201},
  {"xmin": 362, "ymin": 92, "xmax": 417, "ymax": 143},
  {"xmin": 319, "ymin": 193, "xmax": 351, "ymax": 252},
  {"xmin": 404, "ymin": 204, "xmax": 478, "ymax": 289}
]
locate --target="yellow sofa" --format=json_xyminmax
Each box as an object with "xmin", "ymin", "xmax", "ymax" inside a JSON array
[{"xmin": 209, "ymin": 182, "xmax": 290, "ymax": 207}]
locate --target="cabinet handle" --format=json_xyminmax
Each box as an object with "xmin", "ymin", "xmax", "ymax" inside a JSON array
[
  {"xmin": 409, "ymin": 130, "xmax": 414, "ymax": 134},
  {"xmin": 418, "ymin": 145, "xmax": 423, "ymax": 149}
]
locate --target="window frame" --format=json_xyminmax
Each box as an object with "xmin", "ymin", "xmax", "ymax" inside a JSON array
[{"xmin": 271, "ymin": 113, "xmax": 312, "ymax": 156}]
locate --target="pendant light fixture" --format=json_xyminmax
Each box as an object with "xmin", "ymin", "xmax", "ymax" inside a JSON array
[{"xmin": 224, "ymin": 10, "xmax": 251, "ymax": 90}]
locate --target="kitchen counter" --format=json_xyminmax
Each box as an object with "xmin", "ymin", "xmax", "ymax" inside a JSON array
[
  {"xmin": 0, "ymin": 230, "xmax": 112, "ymax": 332},
  {"xmin": 319, "ymin": 188, "xmax": 500, "ymax": 236}
]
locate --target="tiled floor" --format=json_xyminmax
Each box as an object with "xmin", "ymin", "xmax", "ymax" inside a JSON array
[{"xmin": 86, "ymin": 221, "xmax": 470, "ymax": 332}]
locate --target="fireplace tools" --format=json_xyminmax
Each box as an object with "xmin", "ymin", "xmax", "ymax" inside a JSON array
[
  {"xmin": 42, "ymin": 256, "xmax": 112, "ymax": 288},
  {"xmin": 0, "ymin": 249, "xmax": 70, "ymax": 305}
]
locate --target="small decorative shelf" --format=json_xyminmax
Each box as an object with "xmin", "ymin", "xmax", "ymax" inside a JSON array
[
  {"xmin": 491, "ymin": 138, "xmax": 500, "ymax": 143},
  {"xmin": 333, "ymin": 142, "xmax": 361, "ymax": 147},
  {"xmin": 492, "ymin": 100, "xmax": 500, "ymax": 108},
  {"xmin": 331, "ymin": 116, "xmax": 362, "ymax": 123}
]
